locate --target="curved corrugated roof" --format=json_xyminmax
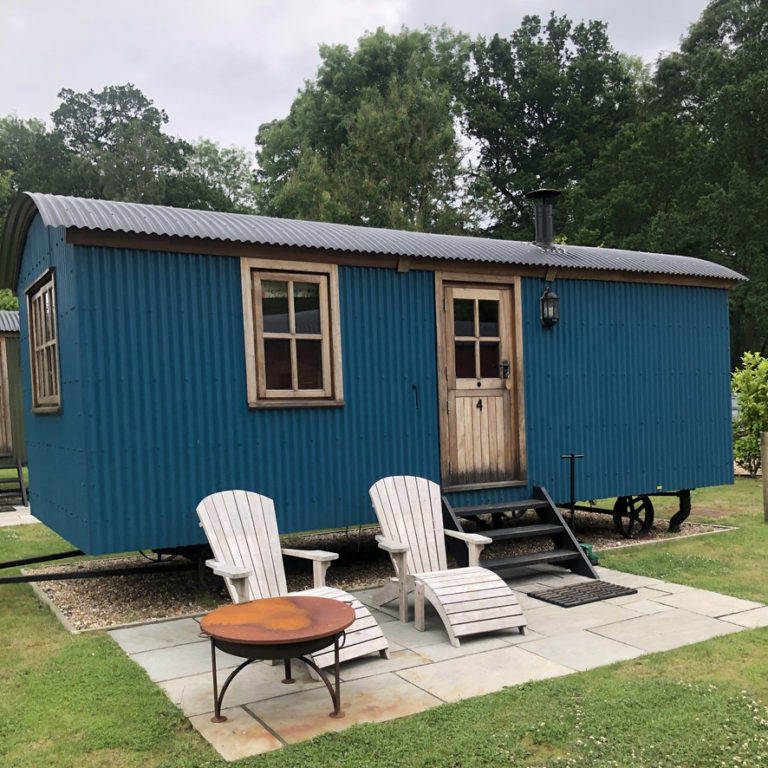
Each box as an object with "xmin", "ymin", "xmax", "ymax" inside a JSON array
[
  {"xmin": 0, "ymin": 310, "xmax": 19, "ymax": 333},
  {"xmin": 0, "ymin": 192, "xmax": 746, "ymax": 289}
]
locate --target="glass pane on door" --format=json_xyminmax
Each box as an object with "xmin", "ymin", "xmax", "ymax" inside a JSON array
[
  {"xmin": 478, "ymin": 300, "xmax": 499, "ymax": 336},
  {"xmin": 455, "ymin": 340, "xmax": 475, "ymax": 378},
  {"xmin": 453, "ymin": 299, "xmax": 474, "ymax": 337},
  {"xmin": 479, "ymin": 342, "xmax": 500, "ymax": 378}
]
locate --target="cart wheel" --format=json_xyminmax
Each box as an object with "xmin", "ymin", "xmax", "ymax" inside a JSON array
[{"xmin": 612, "ymin": 496, "xmax": 654, "ymax": 538}]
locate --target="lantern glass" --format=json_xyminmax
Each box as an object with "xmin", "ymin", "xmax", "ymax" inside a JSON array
[{"xmin": 539, "ymin": 287, "xmax": 560, "ymax": 328}]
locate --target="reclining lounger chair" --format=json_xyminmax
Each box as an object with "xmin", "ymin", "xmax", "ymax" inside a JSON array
[{"xmin": 369, "ymin": 476, "xmax": 526, "ymax": 647}]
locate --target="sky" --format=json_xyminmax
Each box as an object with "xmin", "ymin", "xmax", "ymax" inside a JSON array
[{"xmin": 2, "ymin": 0, "xmax": 711, "ymax": 152}]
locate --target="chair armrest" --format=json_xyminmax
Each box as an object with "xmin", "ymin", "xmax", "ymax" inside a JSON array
[
  {"xmin": 444, "ymin": 530, "xmax": 492, "ymax": 546},
  {"xmin": 444, "ymin": 530, "xmax": 491, "ymax": 567},
  {"xmin": 205, "ymin": 559, "xmax": 252, "ymax": 580},
  {"xmin": 375, "ymin": 535, "xmax": 409, "ymax": 554},
  {"xmin": 281, "ymin": 548, "xmax": 338, "ymax": 588},
  {"xmin": 280, "ymin": 548, "xmax": 339, "ymax": 562}
]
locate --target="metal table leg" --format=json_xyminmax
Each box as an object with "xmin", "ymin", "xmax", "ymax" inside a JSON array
[{"xmin": 208, "ymin": 631, "xmax": 346, "ymax": 722}]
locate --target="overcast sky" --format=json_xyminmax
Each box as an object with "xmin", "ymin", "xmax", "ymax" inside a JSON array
[{"xmin": 2, "ymin": 0, "xmax": 710, "ymax": 152}]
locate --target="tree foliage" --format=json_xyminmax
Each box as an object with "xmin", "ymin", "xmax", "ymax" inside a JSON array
[
  {"xmin": 2, "ymin": 3, "xmax": 768, "ymax": 365},
  {"xmin": 460, "ymin": 14, "xmax": 639, "ymax": 239},
  {"xmin": 0, "ymin": 288, "xmax": 18, "ymax": 311},
  {"xmin": 166, "ymin": 139, "xmax": 256, "ymax": 212},
  {"xmin": 0, "ymin": 85, "xmax": 257, "ymax": 252},
  {"xmin": 732, "ymin": 352, "xmax": 768, "ymax": 475},
  {"xmin": 255, "ymin": 27, "xmax": 473, "ymax": 232},
  {"xmin": 570, "ymin": 0, "xmax": 768, "ymax": 364},
  {"xmin": 50, "ymin": 84, "xmax": 191, "ymax": 203}
]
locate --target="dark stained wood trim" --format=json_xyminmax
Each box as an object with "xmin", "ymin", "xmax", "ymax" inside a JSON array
[
  {"xmin": 66, "ymin": 228, "xmax": 400, "ymax": 270},
  {"xmin": 247, "ymin": 399, "xmax": 345, "ymax": 409},
  {"xmin": 65, "ymin": 227, "xmax": 742, "ymax": 290},
  {"xmin": 442, "ymin": 480, "xmax": 528, "ymax": 492}
]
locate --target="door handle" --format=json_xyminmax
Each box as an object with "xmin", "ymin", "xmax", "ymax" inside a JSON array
[{"xmin": 500, "ymin": 360, "xmax": 510, "ymax": 379}]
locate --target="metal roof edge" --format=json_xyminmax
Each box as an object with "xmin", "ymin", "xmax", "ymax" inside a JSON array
[
  {"xmin": 0, "ymin": 310, "xmax": 20, "ymax": 333},
  {"xmin": 0, "ymin": 193, "xmax": 748, "ymax": 290},
  {"xmin": 0, "ymin": 192, "xmax": 40, "ymax": 291}
]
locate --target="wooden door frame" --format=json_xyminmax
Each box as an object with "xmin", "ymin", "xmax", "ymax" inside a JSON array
[{"xmin": 434, "ymin": 271, "xmax": 527, "ymax": 490}]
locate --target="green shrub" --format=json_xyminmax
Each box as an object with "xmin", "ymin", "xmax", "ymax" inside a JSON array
[{"xmin": 732, "ymin": 351, "xmax": 768, "ymax": 475}]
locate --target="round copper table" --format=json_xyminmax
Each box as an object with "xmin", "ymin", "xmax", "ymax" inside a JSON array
[{"xmin": 200, "ymin": 595, "xmax": 355, "ymax": 722}]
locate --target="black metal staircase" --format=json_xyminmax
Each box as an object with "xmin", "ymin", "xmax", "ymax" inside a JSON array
[{"xmin": 442, "ymin": 486, "xmax": 598, "ymax": 579}]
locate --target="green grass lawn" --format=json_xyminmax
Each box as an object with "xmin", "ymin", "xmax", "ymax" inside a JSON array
[
  {"xmin": 2, "ymin": 478, "xmax": 768, "ymax": 767},
  {"xmin": 0, "ymin": 464, "xmax": 28, "ymax": 487}
]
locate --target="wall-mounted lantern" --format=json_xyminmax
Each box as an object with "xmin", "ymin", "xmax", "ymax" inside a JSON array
[{"xmin": 539, "ymin": 286, "xmax": 560, "ymax": 329}]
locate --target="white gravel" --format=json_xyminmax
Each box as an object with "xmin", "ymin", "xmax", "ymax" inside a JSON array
[{"xmin": 28, "ymin": 512, "xmax": 721, "ymax": 632}]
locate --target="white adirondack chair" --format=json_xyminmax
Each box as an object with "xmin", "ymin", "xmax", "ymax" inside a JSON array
[
  {"xmin": 369, "ymin": 476, "xmax": 526, "ymax": 647},
  {"xmin": 196, "ymin": 490, "xmax": 389, "ymax": 670}
]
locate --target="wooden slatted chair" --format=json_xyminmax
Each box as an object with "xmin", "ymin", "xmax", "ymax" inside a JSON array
[
  {"xmin": 197, "ymin": 490, "xmax": 389, "ymax": 671},
  {"xmin": 369, "ymin": 476, "xmax": 526, "ymax": 647}
]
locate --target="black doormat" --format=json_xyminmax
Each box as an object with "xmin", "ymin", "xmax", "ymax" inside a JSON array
[{"xmin": 529, "ymin": 581, "xmax": 637, "ymax": 608}]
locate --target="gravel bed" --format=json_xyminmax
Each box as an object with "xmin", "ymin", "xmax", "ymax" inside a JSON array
[{"xmin": 29, "ymin": 511, "xmax": 722, "ymax": 632}]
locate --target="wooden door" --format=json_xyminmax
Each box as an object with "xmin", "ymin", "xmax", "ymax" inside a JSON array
[{"xmin": 441, "ymin": 284, "xmax": 525, "ymax": 489}]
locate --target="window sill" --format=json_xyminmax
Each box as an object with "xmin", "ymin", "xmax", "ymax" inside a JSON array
[
  {"xmin": 247, "ymin": 399, "xmax": 345, "ymax": 410},
  {"xmin": 31, "ymin": 405, "xmax": 62, "ymax": 415}
]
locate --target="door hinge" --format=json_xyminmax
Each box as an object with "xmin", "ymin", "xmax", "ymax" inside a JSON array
[{"xmin": 443, "ymin": 297, "xmax": 447, "ymax": 312}]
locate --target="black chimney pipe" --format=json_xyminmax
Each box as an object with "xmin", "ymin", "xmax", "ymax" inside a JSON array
[{"xmin": 526, "ymin": 189, "xmax": 560, "ymax": 248}]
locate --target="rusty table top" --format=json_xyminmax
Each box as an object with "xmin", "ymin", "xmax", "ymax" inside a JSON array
[{"xmin": 200, "ymin": 595, "xmax": 355, "ymax": 646}]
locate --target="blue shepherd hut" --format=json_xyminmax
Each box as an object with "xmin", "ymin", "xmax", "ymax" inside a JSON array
[{"xmin": 0, "ymin": 191, "xmax": 743, "ymax": 569}]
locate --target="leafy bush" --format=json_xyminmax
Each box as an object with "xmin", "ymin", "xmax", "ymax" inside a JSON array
[{"xmin": 732, "ymin": 351, "xmax": 768, "ymax": 475}]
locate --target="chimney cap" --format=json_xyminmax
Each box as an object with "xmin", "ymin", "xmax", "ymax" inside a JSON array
[{"xmin": 526, "ymin": 188, "xmax": 560, "ymax": 205}]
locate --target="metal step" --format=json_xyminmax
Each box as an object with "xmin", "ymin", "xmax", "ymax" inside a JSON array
[
  {"xmin": 451, "ymin": 499, "xmax": 550, "ymax": 517},
  {"xmin": 481, "ymin": 548, "xmax": 581, "ymax": 572},
  {"xmin": 482, "ymin": 523, "xmax": 564, "ymax": 541}
]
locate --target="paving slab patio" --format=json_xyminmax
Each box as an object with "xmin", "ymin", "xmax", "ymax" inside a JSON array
[
  {"xmin": 108, "ymin": 565, "xmax": 766, "ymax": 761},
  {"xmin": 0, "ymin": 504, "xmax": 37, "ymax": 526}
]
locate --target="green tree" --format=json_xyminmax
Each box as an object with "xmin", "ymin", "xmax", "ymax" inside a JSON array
[
  {"xmin": 732, "ymin": 352, "xmax": 768, "ymax": 475},
  {"xmin": 569, "ymin": 0, "xmax": 768, "ymax": 364},
  {"xmin": 51, "ymin": 84, "xmax": 191, "ymax": 203},
  {"xmin": 0, "ymin": 116, "xmax": 73, "ymax": 218},
  {"xmin": 460, "ymin": 14, "xmax": 639, "ymax": 239},
  {"xmin": 0, "ymin": 288, "xmax": 18, "ymax": 311},
  {"xmin": 166, "ymin": 139, "xmax": 257, "ymax": 213},
  {"xmin": 255, "ymin": 27, "xmax": 472, "ymax": 232}
]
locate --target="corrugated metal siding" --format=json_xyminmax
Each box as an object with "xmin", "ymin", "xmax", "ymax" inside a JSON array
[
  {"xmin": 18, "ymin": 215, "xmax": 734, "ymax": 552},
  {"xmin": 522, "ymin": 278, "xmax": 733, "ymax": 502},
  {"xmin": 18, "ymin": 218, "xmax": 90, "ymax": 548},
  {"xmin": 14, "ymin": 193, "xmax": 745, "ymax": 281},
  {"xmin": 70, "ymin": 250, "xmax": 438, "ymax": 553},
  {"xmin": 444, "ymin": 278, "xmax": 733, "ymax": 509}
]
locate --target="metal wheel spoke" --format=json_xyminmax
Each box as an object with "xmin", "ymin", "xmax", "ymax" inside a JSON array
[{"xmin": 613, "ymin": 495, "xmax": 654, "ymax": 539}]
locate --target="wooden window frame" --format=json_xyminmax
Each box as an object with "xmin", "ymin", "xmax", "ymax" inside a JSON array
[
  {"xmin": 25, "ymin": 268, "xmax": 61, "ymax": 414},
  {"xmin": 241, "ymin": 258, "xmax": 343, "ymax": 408}
]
